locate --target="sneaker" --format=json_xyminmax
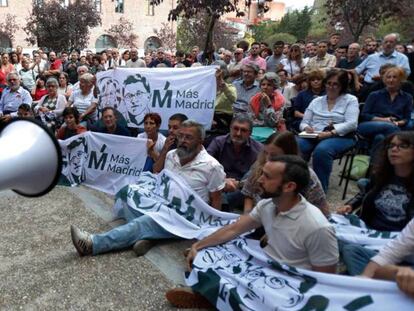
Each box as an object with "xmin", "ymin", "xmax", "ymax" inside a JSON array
[
  {"xmin": 71, "ymin": 225, "xmax": 93, "ymax": 256},
  {"xmin": 165, "ymin": 287, "xmax": 214, "ymax": 309},
  {"xmin": 132, "ymin": 240, "xmax": 155, "ymax": 257}
]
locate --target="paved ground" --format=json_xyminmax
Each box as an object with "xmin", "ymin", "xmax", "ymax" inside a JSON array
[{"xmin": 0, "ymin": 161, "xmax": 357, "ymax": 310}]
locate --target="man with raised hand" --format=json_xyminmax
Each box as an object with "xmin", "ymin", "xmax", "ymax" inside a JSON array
[{"xmin": 70, "ymin": 120, "xmax": 225, "ymax": 257}]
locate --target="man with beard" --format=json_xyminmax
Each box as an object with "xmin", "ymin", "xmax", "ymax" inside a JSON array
[
  {"xmin": 0, "ymin": 72, "xmax": 32, "ymax": 123},
  {"xmin": 153, "ymin": 113, "xmax": 188, "ymax": 173},
  {"xmin": 165, "ymin": 155, "xmax": 339, "ymax": 308},
  {"xmin": 71, "ymin": 120, "xmax": 226, "ymax": 257},
  {"xmin": 207, "ymin": 115, "xmax": 262, "ymax": 210}
]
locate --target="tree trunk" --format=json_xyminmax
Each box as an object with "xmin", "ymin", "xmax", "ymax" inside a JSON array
[{"xmin": 202, "ymin": 14, "xmax": 217, "ymax": 65}]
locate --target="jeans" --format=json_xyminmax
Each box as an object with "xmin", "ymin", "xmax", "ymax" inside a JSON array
[
  {"xmin": 339, "ymin": 241, "xmax": 378, "ymax": 276},
  {"xmin": 297, "ymin": 136, "xmax": 355, "ymax": 193},
  {"xmin": 357, "ymin": 121, "xmax": 400, "ymax": 155},
  {"xmin": 91, "ymin": 203, "xmax": 177, "ymax": 255},
  {"xmin": 222, "ymin": 190, "xmax": 244, "ymax": 211}
]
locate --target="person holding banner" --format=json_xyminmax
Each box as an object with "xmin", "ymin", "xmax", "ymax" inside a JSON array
[
  {"xmin": 95, "ymin": 107, "xmax": 130, "ymax": 137},
  {"xmin": 56, "ymin": 107, "xmax": 87, "ymax": 140},
  {"xmin": 71, "ymin": 120, "xmax": 226, "ymax": 257},
  {"xmin": 137, "ymin": 113, "xmax": 166, "ymax": 172},
  {"xmin": 165, "ymin": 155, "xmax": 338, "ymax": 308}
]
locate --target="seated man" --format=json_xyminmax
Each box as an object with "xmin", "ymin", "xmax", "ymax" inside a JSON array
[
  {"xmin": 232, "ymin": 63, "xmax": 260, "ymax": 114},
  {"xmin": 166, "ymin": 155, "xmax": 339, "ymax": 308},
  {"xmin": 207, "ymin": 114, "xmax": 262, "ymax": 210},
  {"xmin": 17, "ymin": 103, "xmax": 34, "ymax": 118},
  {"xmin": 94, "ymin": 106, "xmax": 130, "ymax": 136},
  {"xmin": 362, "ymin": 217, "xmax": 414, "ymax": 297},
  {"xmin": 0, "ymin": 72, "xmax": 32, "ymax": 123},
  {"xmin": 153, "ymin": 113, "xmax": 188, "ymax": 173},
  {"xmin": 71, "ymin": 120, "xmax": 225, "ymax": 257}
]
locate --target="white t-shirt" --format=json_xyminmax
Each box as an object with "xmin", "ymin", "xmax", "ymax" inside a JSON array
[
  {"xmin": 164, "ymin": 148, "xmax": 226, "ymax": 203},
  {"xmin": 69, "ymin": 89, "xmax": 98, "ymax": 121},
  {"xmin": 250, "ymin": 195, "xmax": 339, "ymax": 269},
  {"xmin": 137, "ymin": 132, "xmax": 166, "ymax": 153},
  {"xmin": 280, "ymin": 58, "xmax": 304, "ymax": 77}
]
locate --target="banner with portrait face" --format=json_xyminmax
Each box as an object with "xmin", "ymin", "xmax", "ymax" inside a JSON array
[
  {"xmin": 96, "ymin": 66, "xmax": 217, "ymax": 130},
  {"xmin": 59, "ymin": 132, "xmax": 148, "ymax": 195}
]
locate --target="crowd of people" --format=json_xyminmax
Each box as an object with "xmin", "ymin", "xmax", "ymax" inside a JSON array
[{"xmin": 1, "ymin": 31, "xmax": 414, "ymax": 308}]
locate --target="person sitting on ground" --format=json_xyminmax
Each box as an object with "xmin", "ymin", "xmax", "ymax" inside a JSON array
[
  {"xmin": 137, "ymin": 113, "xmax": 166, "ymax": 169},
  {"xmin": 17, "ymin": 103, "xmax": 34, "ymax": 118},
  {"xmin": 336, "ymin": 131, "xmax": 414, "ymax": 275},
  {"xmin": 56, "ymin": 107, "xmax": 87, "ymax": 140},
  {"xmin": 358, "ymin": 66, "xmax": 413, "ymax": 153},
  {"xmin": 298, "ymin": 69, "xmax": 359, "ymax": 192},
  {"xmin": 0, "ymin": 71, "xmax": 33, "ymax": 121},
  {"xmin": 67, "ymin": 73, "xmax": 98, "ymax": 127},
  {"xmin": 165, "ymin": 155, "xmax": 339, "ymax": 308},
  {"xmin": 95, "ymin": 106, "xmax": 130, "ymax": 136},
  {"xmin": 31, "ymin": 75, "xmax": 48, "ymax": 102},
  {"xmin": 34, "ymin": 77, "xmax": 67, "ymax": 130},
  {"xmin": 207, "ymin": 115, "xmax": 263, "ymax": 210},
  {"xmin": 361, "ymin": 217, "xmax": 414, "ymax": 297},
  {"xmin": 153, "ymin": 113, "xmax": 188, "ymax": 173},
  {"xmin": 70, "ymin": 120, "xmax": 225, "ymax": 257},
  {"xmin": 249, "ymin": 72, "xmax": 286, "ymax": 129},
  {"xmin": 292, "ymin": 69, "xmax": 325, "ymax": 132},
  {"xmin": 243, "ymin": 131, "xmax": 329, "ymax": 216}
]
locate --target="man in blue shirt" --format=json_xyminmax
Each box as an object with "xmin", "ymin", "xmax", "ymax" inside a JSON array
[
  {"xmin": 232, "ymin": 63, "xmax": 260, "ymax": 114},
  {"xmin": 0, "ymin": 72, "xmax": 32, "ymax": 123},
  {"xmin": 95, "ymin": 107, "xmax": 130, "ymax": 137},
  {"xmin": 355, "ymin": 33, "xmax": 411, "ymax": 84}
]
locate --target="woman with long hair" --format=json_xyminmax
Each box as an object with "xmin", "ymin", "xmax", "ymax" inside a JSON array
[
  {"xmin": 243, "ymin": 131, "xmax": 329, "ymax": 216},
  {"xmin": 337, "ymin": 131, "xmax": 414, "ymax": 275},
  {"xmin": 57, "ymin": 72, "xmax": 73, "ymax": 100},
  {"xmin": 280, "ymin": 44, "xmax": 305, "ymax": 79},
  {"xmin": 338, "ymin": 131, "xmax": 414, "ymax": 231}
]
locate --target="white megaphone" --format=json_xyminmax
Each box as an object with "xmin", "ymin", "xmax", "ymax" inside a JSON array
[{"xmin": 0, "ymin": 118, "xmax": 62, "ymax": 197}]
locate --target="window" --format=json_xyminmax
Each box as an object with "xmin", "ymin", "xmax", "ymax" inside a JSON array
[
  {"xmin": 0, "ymin": 0, "xmax": 7, "ymax": 7},
  {"xmin": 147, "ymin": 0, "xmax": 154, "ymax": 16},
  {"xmin": 115, "ymin": 0, "xmax": 124, "ymax": 13},
  {"xmin": 95, "ymin": 0, "xmax": 101, "ymax": 13}
]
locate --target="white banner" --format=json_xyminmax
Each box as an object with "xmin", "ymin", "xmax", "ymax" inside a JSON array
[
  {"xmin": 59, "ymin": 132, "xmax": 148, "ymax": 195},
  {"xmin": 113, "ymin": 171, "xmax": 414, "ymax": 310},
  {"xmin": 186, "ymin": 238, "xmax": 414, "ymax": 310},
  {"xmin": 96, "ymin": 66, "xmax": 217, "ymax": 129}
]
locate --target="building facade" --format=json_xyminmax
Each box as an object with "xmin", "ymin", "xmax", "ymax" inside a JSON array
[{"xmin": 0, "ymin": 0, "xmax": 176, "ymax": 51}]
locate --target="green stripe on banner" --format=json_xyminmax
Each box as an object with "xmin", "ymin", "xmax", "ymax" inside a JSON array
[{"xmin": 344, "ymin": 295, "xmax": 373, "ymax": 310}]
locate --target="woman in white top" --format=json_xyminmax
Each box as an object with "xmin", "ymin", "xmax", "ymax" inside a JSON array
[
  {"xmin": 137, "ymin": 112, "xmax": 166, "ymax": 163},
  {"xmin": 280, "ymin": 44, "xmax": 305, "ymax": 79},
  {"xmin": 57, "ymin": 72, "xmax": 73, "ymax": 100},
  {"xmin": 67, "ymin": 73, "xmax": 98, "ymax": 126},
  {"xmin": 298, "ymin": 69, "xmax": 359, "ymax": 192}
]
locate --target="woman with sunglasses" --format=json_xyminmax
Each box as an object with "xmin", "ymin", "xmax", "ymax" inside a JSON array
[
  {"xmin": 337, "ymin": 131, "xmax": 414, "ymax": 275},
  {"xmin": 280, "ymin": 44, "xmax": 305, "ymax": 79},
  {"xmin": 297, "ymin": 69, "xmax": 359, "ymax": 192}
]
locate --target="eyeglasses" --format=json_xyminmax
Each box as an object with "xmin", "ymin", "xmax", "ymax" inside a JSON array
[
  {"xmin": 177, "ymin": 133, "xmax": 196, "ymax": 141},
  {"xmin": 386, "ymin": 143, "xmax": 412, "ymax": 150},
  {"xmin": 231, "ymin": 125, "xmax": 249, "ymax": 134}
]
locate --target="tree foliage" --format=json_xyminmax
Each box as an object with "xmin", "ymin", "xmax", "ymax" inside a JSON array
[
  {"xmin": 151, "ymin": 0, "xmax": 250, "ymax": 63},
  {"xmin": 176, "ymin": 14, "xmax": 239, "ymax": 52},
  {"xmin": 154, "ymin": 22, "xmax": 177, "ymax": 51},
  {"xmin": 325, "ymin": 0, "xmax": 414, "ymax": 42},
  {"xmin": 24, "ymin": 0, "xmax": 101, "ymax": 51},
  {"xmin": 106, "ymin": 17, "xmax": 138, "ymax": 48},
  {"xmin": 0, "ymin": 14, "xmax": 19, "ymax": 45},
  {"xmin": 251, "ymin": 7, "xmax": 312, "ymax": 43}
]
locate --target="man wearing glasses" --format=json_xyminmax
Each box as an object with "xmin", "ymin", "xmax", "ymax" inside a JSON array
[
  {"xmin": 71, "ymin": 120, "xmax": 226, "ymax": 257},
  {"xmin": 0, "ymin": 72, "xmax": 32, "ymax": 123},
  {"xmin": 207, "ymin": 115, "xmax": 263, "ymax": 210}
]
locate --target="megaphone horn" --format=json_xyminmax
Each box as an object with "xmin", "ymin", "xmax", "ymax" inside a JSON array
[{"xmin": 0, "ymin": 118, "xmax": 62, "ymax": 197}]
